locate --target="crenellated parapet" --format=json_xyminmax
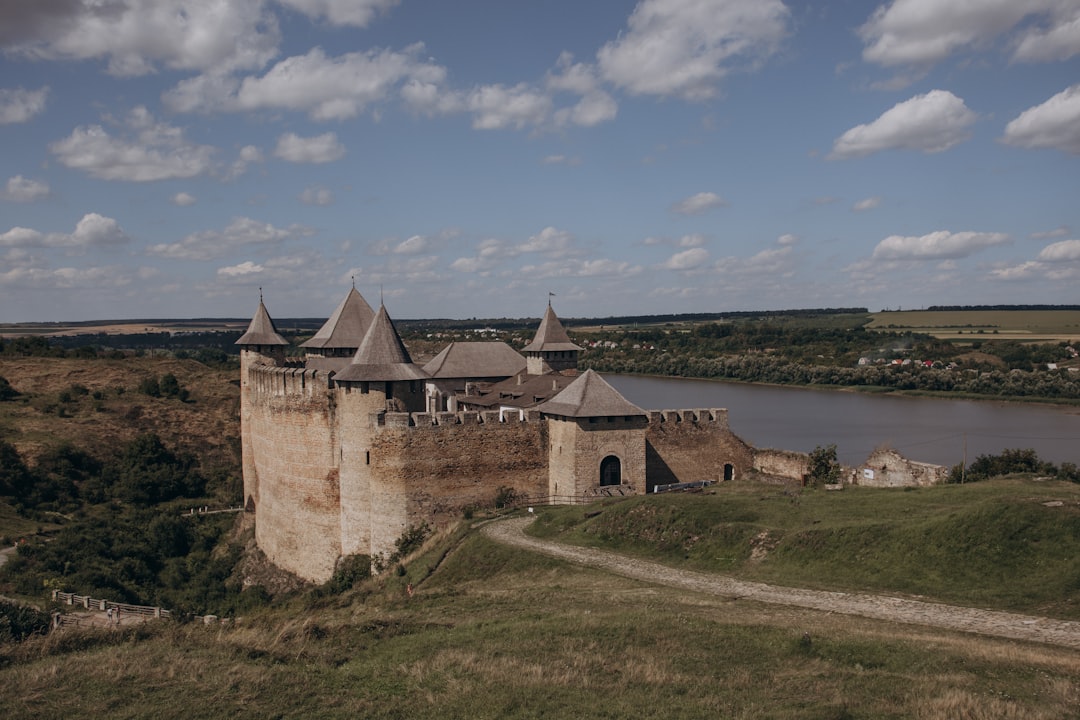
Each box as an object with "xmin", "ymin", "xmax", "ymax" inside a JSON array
[
  {"xmin": 648, "ymin": 408, "xmax": 729, "ymax": 430},
  {"xmin": 367, "ymin": 407, "xmax": 547, "ymax": 430},
  {"xmin": 247, "ymin": 362, "xmax": 333, "ymax": 398}
]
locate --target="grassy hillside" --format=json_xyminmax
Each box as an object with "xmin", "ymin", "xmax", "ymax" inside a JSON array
[
  {"xmin": 529, "ymin": 479, "xmax": 1080, "ymax": 619},
  {"xmin": 3, "ymin": 516, "xmax": 1080, "ymax": 719}
]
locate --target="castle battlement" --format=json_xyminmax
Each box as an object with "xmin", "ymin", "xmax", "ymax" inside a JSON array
[
  {"xmin": 247, "ymin": 362, "xmax": 332, "ymax": 398},
  {"xmin": 649, "ymin": 408, "xmax": 729, "ymax": 429},
  {"xmin": 367, "ymin": 408, "xmax": 547, "ymax": 429}
]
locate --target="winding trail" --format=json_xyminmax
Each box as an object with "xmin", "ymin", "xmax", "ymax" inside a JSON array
[{"xmin": 483, "ymin": 517, "xmax": 1080, "ymax": 650}]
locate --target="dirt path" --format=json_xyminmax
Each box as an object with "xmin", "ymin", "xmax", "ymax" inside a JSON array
[{"xmin": 483, "ymin": 517, "xmax": 1080, "ymax": 650}]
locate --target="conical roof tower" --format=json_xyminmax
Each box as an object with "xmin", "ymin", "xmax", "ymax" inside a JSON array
[
  {"xmin": 523, "ymin": 301, "xmax": 580, "ymax": 374},
  {"xmin": 236, "ymin": 295, "xmax": 288, "ymax": 347},
  {"xmin": 300, "ymin": 286, "xmax": 375, "ymax": 352},
  {"xmin": 334, "ymin": 304, "xmax": 428, "ymax": 382}
]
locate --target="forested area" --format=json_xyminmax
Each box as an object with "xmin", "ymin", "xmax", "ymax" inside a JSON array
[{"xmin": 579, "ymin": 317, "xmax": 1080, "ymax": 400}]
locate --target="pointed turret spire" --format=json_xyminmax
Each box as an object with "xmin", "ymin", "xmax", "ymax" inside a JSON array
[
  {"xmin": 236, "ymin": 296, "xmax": 288, "ymax": 346},
  {"xmin": 522, "ymin": 303, "xmax": 580, "ymax": 374},
  {"xmin": 300, "ymin": 286, "xmax": 375, "ymax": 350},
  {"xmin": 334, "ymin": 304, "xmax": 428, "ymax": 382}
]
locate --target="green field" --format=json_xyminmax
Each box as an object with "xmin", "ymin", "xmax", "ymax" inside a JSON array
[
  {"xmin": 5, "ymin": 479, "xmax": 1080, "ymax": 718},
  {"xmin": 868, "ymin": 310, "xmax": 1080, "ymax": 343}
]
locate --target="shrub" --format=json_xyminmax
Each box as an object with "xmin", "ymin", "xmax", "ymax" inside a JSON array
[{"xmin": 805, "ymin": 444, "xmax": 841, "ymax": 487}]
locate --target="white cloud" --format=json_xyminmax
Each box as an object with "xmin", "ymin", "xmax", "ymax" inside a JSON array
[
  {"xmin": 871, "ymin": 230, "xmax": 1011, "ymax": 261},
  {"xmin": 0, "ymin": 86, "xmax": 48, "ymax": 124},
  {"xmin": 541, "ymin": 154, "xmax": 581, "ymax": 166},
  {"xmin": 554, "ymin": 90, "xmax": 618, "ymax": 127},
  {"xmin": 172, "ymin": 192, "xmax": 197, "ymax": 207},
  {"xmin": 777, "ymin": 233, "xmax": 799, "ymax": 246},
  {"xmin": 466, "ymin": 83, "xmax": 552, "ymax": 130},
  {"xmin": 299, "ymin": 186, "xmax": 334, "ymax": 206},
  {"xmin": 679, "ymin": 234, "xmax": 707, "ymax": 247},
  {"xmin": 2, "ymin": 0, "xmax": 279, "ymax": 76},
  {"xmin": 520, "ymin": 258, "xmax": 643, "ymax": 279},
  {"xmin": 274, "ymin": 132, "xmax": 345, "ymax": 164},
  {"xmin": 147, "ymin": 217, "xmax": 312, "ymax": 260},
  {"xmin": 0, "ymin": 264, "xmax": 132, "ymax": 290},
  {"xmin": 1037, "ymin": 239, "xmax": 1080, "ymax": 262},
  {"xmin": 1000, "ymin": 84, "xmax": 1080, "ymax": 155},
  {"xmin": 0, "ymin": 213, "xmax": 130, "ymax": 249},
  {"xmin": 275, "ymin": 0, "xmax": 398, "ymax": 27},
  {"xmin": 217, "ymin": 261, "xmax": 264, "ymax": 277},
  {"xmin": 853, "ymin": 196, "xmax": 882, "ymax": 212},
  {"xmin": 393, "ymin": 235, "xmax": 428, "ymax": 254},
  {"xmin": 661, "ymin": 247, "xmax": 710, "ymax": 270},
  {"xmin": 3, "ymin": 175, "xmax": 49, "ymax": 203},
  {"xmin": 49, "ymin": 107, "xmax": 217, "ymax": 181},
  {"xmin": 1031, "ymin": 225, "xmax": 1070, "ymax": 240},
  {"xmin": 227, "ymin": 144, "xmax": 264, "ymax": 180},
  {"xmin": 597, "ymin": 0, "xmax": 790, "ymax": 100},
  {"xmin": 227, "ymin": 45, "xmax": 446, "ymax": 120},
  {"xmin": 672, "ymin": 191, "xmax": 728, "ymax": 215},
  {"xmin": 518, "ymin": 227, "xmax": 578, "ymax": 257},
  {"xmin": 858, "ymin": 0, "xmax": 1079, "ymax": 68},
  {"xmin": 830, "ymin": 90, "xmax": 976, "ymax": 159}
]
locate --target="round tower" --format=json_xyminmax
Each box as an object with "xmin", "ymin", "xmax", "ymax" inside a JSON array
[{"xmin": 235, "ymin": 294, "xmax": 289, "ymax": 514}]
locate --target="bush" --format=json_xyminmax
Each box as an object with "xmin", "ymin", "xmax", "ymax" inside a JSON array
[
  {"xmin": 0, "ymin": 600, "xmax": 52, "ymax": 643},
  {"xmin": 805, "ymin": 444, "xmax": 841, "ymax": 487},
  {"xmin": 0, "ymin": 375, "xmax": 19, "ymax": 401}
]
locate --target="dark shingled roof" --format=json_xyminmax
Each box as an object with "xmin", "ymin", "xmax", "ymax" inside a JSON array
[
  {"xmin": 300, "ymin": 287, "xmax": 375, "ymax": 350},
  {"xmin": 537, "ymin": 369, "xmax": 646, "ymax": 418},
  {"xmin": 522, "ymin": 304, "xmax": 581, "ymax": 353},
  {"xmin": 423, "ymin": 342, "xmax": 527, "ymax": 379},
  {"xmin": 334, "ymin": 304, "xmax": 428, "ymax": 382},
  {"xmin": 236, "ymin": 300, "xmax": 288, "ymax": 346},
  {"xmin": 458, "ymin": 371, "xmax": 578, "ymax": 410}
]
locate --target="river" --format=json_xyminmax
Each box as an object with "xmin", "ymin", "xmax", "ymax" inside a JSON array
[{"xmin": 606, "ymin": 374, "xmax": 1080, "ymax": 467}]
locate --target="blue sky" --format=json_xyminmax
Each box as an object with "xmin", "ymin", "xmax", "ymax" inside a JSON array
[{"xmin": 1, "ymin": 0, "xmax": 1078, "ymax": 323}]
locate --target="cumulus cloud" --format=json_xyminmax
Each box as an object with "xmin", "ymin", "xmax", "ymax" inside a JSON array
[
  {"xmin": 465, "ymin": 83, "xmax": 553, "ymax": 130},
  {"xmin": 299, "ymin": 186, "xmax": 334, "ymax": 206},
  {"xmin": 661, "ymin": 247, "xmax": 710, "ymax": 270},
  {"xmin": 3, "ymin": 175, "xmax": 49, "ymax": 203},
  {"xmin": 871, "ymin": 230, "xmax": 1011, "ymax": 261},
  {"xmin": 274, "ymin": 132, "xmax": 345, "ymax": 163},
  {"xmin": 0, "ymin": 86, "xmax": 48, "ymax": 124},
  {"xmin": 597, "ymin": 0, "xmax": 790, "ymax": 100},
  {"xmin": 1000, "ymin": 84, "xmax": 1080, "ymax": 154},
  {"xmin": 671, "ymin": 191, "xmax": 728, "ymax": 215},
  {"xmin": 1, "ymin": 0, "xmax": 279, "ymax": 76},
  {"xmin": 49, "ymin": 107, "xmax": 217, "ymax": 181},
  {"xmin": 0, "ymin": 213, "xmax": 130, "ymax": 249},
  {"xmin": 518, "ymin": 227, "xmax": 579, "ymax": 257},
  {"xmin": 171, "ymin": 192, "xmax": 197, "ymax": 207},
  {"xmin": 858, "ymin": 0, "xmax": 1080, "ymax": 68},
  {"xmin": 1037, "ymin": 238, "xmax": 1080, "ymax": 262},
  {"xmin": 393, "ymin": 235, "xmax": 428, "ymax": 254},
  {"xmin": 553, "ymin": 90, "xmax": 618, "ymax": 127},
  {"xmin": 217, "ymin": 261, "xmax": 264, "ymax": 277},
  {"xmin": 777, "ymin": 233, "xmax": 799, "ymax": 246},
  {"xmin": 830, "ymin": 90, "xmax": 976, "ymax": 159},
  {"xmin": 147, "ymin": 216, "xmax": 312, "ymax": 261},
  {"xmin": 853, "ymin": 196, "xmax": 882, "ymax": 212},
  {"xmin": 226, "ymin": 45, "xmax": 446, "ymax": 120},
  {"xmin": 520, "ymin": 258, "xmax": 643, "ymax": 279},
  {"xmin": 0, "ymin": 264, "xmax": 132, "ymax": 290},
  {"xmin": 275, "ymin": 0, "xmax": 398, "ymax": 27}
]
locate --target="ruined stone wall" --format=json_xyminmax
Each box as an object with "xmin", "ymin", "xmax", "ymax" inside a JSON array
[
  {"xmin": 548, "ymin": 416, "xmax": 647, "ymax": 497},
  {"xmin": 247, "ymin": 364, "xmax": 341, "ymax": 583},
  {"xmin": 856, "ymin": 448, "xmax": 948, "ymax": 487},
  {"xmin": 645, "ymin": 409, "xmax": 754, "ymax": 491},
  {"xmin": 753, "ymin": 448, "xmax": 809, "ymax": 484}
]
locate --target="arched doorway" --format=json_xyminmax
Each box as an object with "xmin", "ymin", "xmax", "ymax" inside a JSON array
[
  {"xmin": 600, "ymin": 455, "xmax": 621, "ymax": 486},
  {"xmin": 724, "ymin": 463, "xmax": 735, "ymax": 482}
]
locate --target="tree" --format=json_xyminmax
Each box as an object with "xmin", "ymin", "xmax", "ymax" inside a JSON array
[
  {"xmin": 806, "ymin": 444, "xmax": 841, "ymax": 487},
  {"xmin": 0, "ymin": 375, "xmax": 18, "ymax": 401}
]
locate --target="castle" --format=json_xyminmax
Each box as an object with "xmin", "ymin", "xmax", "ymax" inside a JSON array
[{"xmin": 237, "ymin": 288, "xmax": 755, "ymax": 582}]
